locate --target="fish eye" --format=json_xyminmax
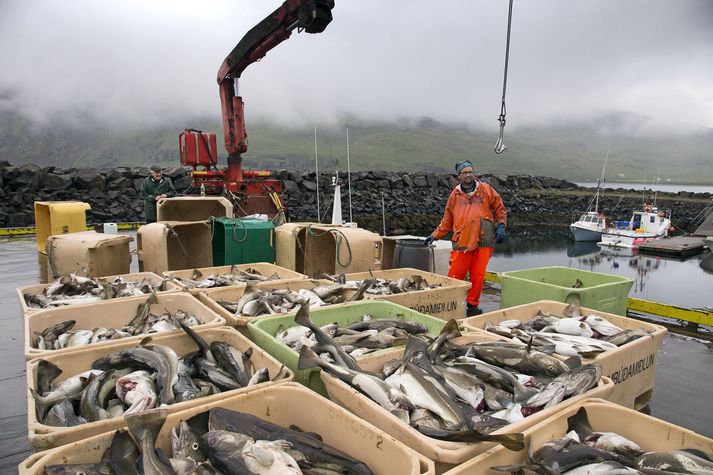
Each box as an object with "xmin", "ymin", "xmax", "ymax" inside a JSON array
[{"xmin": 192, "ymin": 442, "xmax": 199, "ymax": 451}]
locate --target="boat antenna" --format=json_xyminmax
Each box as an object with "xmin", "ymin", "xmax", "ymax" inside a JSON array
[
  {"xmin": 494, "ymin": 0, "xmax": 515, "ymax": 154},
  {"xmin": 346, "ymin": 127, "xmax": 353, "ymax": 223},
  {"xmin": 314, "ymin": 125, "xmax": 321, "ymax": 222},
  {"xmin": 594, "ymin": 149, "xmax": 609, "ymax": 214},
  {"xmin": 653, "ymin": 168, "xmax": 660, "ymax": 206}
]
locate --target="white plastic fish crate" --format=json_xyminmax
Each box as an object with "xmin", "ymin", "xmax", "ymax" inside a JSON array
[
  {"xmin": 196, "ymin": 278, "xmax": 337, "ymax": 333},
  {"xmin": 19, "ymin": 383, "xmax": 435, "ymax": 475},
  {"xmin": 26, "ymin": 326, "xmax": 293, "ymax": 450},
  {"xmin": 344, "ymin": 268, "xmax": 470, "ymax": 321},
  {"xmin": 16, "ymin": 271, "xmax": 181, "ymax": 316},
  {"xmin": 163, "ymin": 262, "xmax": 308, "ymax": 292},
  {"xmin": 23, "ymin": 292, "xmax": 225, "ymax": 361},
  {"xmin": 461, "ymin": 300, "xmax": 667, "ymax": 409},
  {"xmin": 319, "ymin": 332, "xmax": 615, "ymax": 472},
  {"xmin": 441, "ymin": 398, "xmax": 713, "ymax": 475}
]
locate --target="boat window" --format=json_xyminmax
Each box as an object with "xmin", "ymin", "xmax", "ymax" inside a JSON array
[
  {"xmin": 584, "ymin": 216, "xmax": 592, "ymax": 222},
  {"xmin": 650, "ymin": 216, "xmax": 656, "ymax": 223}
]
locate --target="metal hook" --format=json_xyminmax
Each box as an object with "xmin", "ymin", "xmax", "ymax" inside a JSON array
[{"xmin": 494, "ymin": 115, "xmax": 507, "ymax": 154}]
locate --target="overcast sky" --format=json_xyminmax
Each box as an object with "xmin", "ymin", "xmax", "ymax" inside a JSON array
[{"xmin": 1, "ymin": 0, "xmax": 712, "ymax": 134}]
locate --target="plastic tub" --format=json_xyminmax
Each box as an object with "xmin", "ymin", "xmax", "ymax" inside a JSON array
[
  {"xmin": 211, "ymin": 217, "xmax": 275, "ymax": 266},
  {"xmin": 26, "ymin": 326, "xmax": 292, "ymax": 450},
  {"xmin": 156, "ymin": 196, "xmax": 233, "ymax": 222},
  {"xmin": 34, "ymin": 201, "xmax": 91, "ymax": 253},
  {"xmin": 24, "ymin": 292, "xmax": 225, "ymax": 360},
  {"xmin": 499, "ymin": 266, "xmax": 634, "ymax": 315},
  {"xmin": 318, "ymin": 332, "xmax": 615, "ymax": 471},
  {"xmin": 46, "ymin": 231, "xmax": 133, "ymax": 279},
  {"xmin": 164, "ymin": 261, "xmax": 307, "ymax": 292},
  {"xmin": 196, "ymin": 278, "xmax": 336, "ymax": 334},
  {"xmin": 345, "ymin": 268, "xmax": 470, "ymax": 320},
  {"xmin": 441, "ymin": 398, "xmax": 713, "ymax": 474},
  {"xmin": 137, "ymin": 221, "xmax": 213, "ymax": 275},
  {"xmin": 19, "ymin": 383, "xmax": 434, "ymax": 475},
  {"xmin": 394, "ymin": 238, "xmax": 435, "ymax": 272},
  {"xmin": 462, "ymin": 300, "xmax": 667, "ymax": 409},
  {"xmin": 248, "ymin": 300, "xmax": 449, "ymax": 395},
  {"xmin": 17, "ymin": 271, "xmax": 181, "ymax": 316}
]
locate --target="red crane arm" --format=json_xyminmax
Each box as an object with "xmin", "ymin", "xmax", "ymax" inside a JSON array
[{"xmin": 217, "ymin": 0, "xmax": 334, "ymax": 157}]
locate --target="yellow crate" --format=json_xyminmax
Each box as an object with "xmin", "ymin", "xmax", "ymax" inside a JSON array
[{"xmin": 34, "ymin": 201, "xmax": 91, "ymax": 252}]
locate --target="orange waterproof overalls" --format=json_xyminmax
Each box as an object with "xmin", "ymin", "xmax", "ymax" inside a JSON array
[{"xmin": 430, "ymin": 181, "xmax": 507, "ymax": 307}]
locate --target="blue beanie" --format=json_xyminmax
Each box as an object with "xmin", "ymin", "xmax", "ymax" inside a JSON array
[{"xmin": 455, "ymin": 160, "xmax": 473, "ymax": 174}]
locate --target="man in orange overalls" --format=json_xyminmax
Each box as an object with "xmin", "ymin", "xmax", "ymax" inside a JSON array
[{"xmin": 424, "ymin": 161, "xmax": 507, "ymax": 316}]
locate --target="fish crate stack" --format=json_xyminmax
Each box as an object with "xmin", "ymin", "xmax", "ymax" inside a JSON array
[
  {"xmin": 164, "ymin": 262, "xmax": 308, "ymax": 292},
  {"xmin": 196, "ymin": 278, "xmax": 345, "ymax": 334},
  {"xmin": 137, "ymin": 221, "xmax": 213, "ymax": 274},
  {"xmin": 248, "ymin": 301, "xmax": 450, "ymax": 395},
  {"xmin": 314, "ymin": 330, "xmax": 614, "ymax": 472},
  {"xmin": 17, "ymin": 272, "xmax": 181, "ymax": 316},
  {"xmin": 155, "ymin": 196, "xmax": 234, "ymax": 221},
  {"xmin": 499, "ymin": 266, "xmax": 634, "ymax": 316},
  {"xmin": 275, "ymin": 222, "xmax": 383, "ymax": 276},
  {"xmin": 26, "ymin": 326, "xmax": 293, "ymax": 450},
  {"xmin": 461, "ymin": 300, "xmax": 667, "ymax": 409},
  {"xmin": 45, "ymin": 231, "xmax": 133, "ymax": 279},
  {"xmin": 343, "ymin": 268, "xmax": 470, "ymax": 320},
  {"xmin": 19, "ymin": 383, "xmax": 435, "ymax": 475},
  {"xmin": 23, "ymin": 292, "xmax": 226, "ymax": 360},
  {"xmin": 442, "ymin": 398, "xmax": 713, "ymax": 474}
]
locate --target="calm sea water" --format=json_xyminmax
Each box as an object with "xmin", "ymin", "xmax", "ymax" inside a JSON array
[
  {"xmin": 490, "ymin": 233, "xmax": 713, "ymax": 309},
  {"xmin": 575, "ymin": 181, "xmax": 713, "ymax": 194}
]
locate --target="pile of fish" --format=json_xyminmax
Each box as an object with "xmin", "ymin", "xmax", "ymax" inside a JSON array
[
  {"xmin": 216, "ymin": 279, "xmax": 376, "ymax": 318},
  {"xmin": 484, "ymin": 303, "xmax": 651, "ymax": 358},
  {"xmin": 168, "ymin": 266, "xmax": 281, "ymax": 289},
  {"xmin": 491, "ymin": 406, "xmax": 713, "ymax": 474},
  {"xmin": 32, "ymin": 323, "xmax": 280, "ymax": 427},
  {"xmin": 278, "ymin": 308, "xmax": 429, "ymax": 359},
  {"xmin": 296, "ymin": 303, "xmax": 606, "ymax": 451},
  {"xmin": 32, "ymin": 295, "xmax": 201, "ymax": 350},
  {"xmin": 43, "ymin": 406, "xmax": 373, "ymax": 474},
  {"xmin": 322, "ymin": 272, "xmax": 442, "ymax": 296},
  {"xmin": 24, "ymin": 274, "xmax": 168, "ymax": 309}
]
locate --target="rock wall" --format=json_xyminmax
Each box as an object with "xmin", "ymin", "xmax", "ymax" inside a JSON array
[{"xmin": 1, "ymin": 161, "xmax": 709, "ymax": 234}]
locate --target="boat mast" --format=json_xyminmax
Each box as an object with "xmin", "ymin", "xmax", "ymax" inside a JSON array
[{"xmin": 594, "ymin": 149, "xmax": 609, "ymax": 214}]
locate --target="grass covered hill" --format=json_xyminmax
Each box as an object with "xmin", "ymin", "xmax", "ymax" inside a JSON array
[{"xmin": 1, "ymin": 109, "xmax": 712, "ymax": 184}]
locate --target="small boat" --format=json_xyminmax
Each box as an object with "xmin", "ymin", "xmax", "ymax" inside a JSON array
[
  {"xmin": 598, "ymin": 204, "xmax": 672, "ymax": 249},
  {"xmin": 570, "ymin": 211, "xmax": 607, "ymax": 242},
  {"xmin": 570, "ymin": 153, "xmax": 608, "ymax": 242}
]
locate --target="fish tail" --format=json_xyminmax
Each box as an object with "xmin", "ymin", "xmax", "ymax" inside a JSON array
[
  {"xmin": 566, "ymin": 406, "xmax": 593, "ymax": 439},
  {"xmin": 487, "ymin": 432, "xmax": 525, "ymax": 451},
  {"xmin": 297, "ymin": 346, "xmax": 324, "ymax": 371},
  {"xmin": 126, "ymin": 407, "xmax": 168, "ymax": 450},
  {"xmin": 294, "ymin": 302, "xmax": 315, "ymax": 330}
]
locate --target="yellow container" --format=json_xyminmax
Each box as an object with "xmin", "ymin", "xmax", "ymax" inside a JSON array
[
  {"xmin": 34, "ymin": 201, "xmax": 91, "ymax": 253},
  {"xmin": 19, "ymin": 383, "xmax": 435, "ymax": 475}
]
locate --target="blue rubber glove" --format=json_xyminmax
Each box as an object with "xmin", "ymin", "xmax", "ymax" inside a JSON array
[
  {"xmin": 423, "ymin": 235, "xmax": 436, "ymax": 246},
  {"xmin": 495, "ymin": 223, "xmax": 507, "ymax": 243}
]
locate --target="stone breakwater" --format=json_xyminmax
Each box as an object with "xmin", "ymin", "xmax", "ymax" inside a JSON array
[{"xmin": 1, "ymin": 161, "xmax": 709, "ymax": 234}]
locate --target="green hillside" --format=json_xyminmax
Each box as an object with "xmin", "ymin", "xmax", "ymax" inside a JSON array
[{"xmin": 1, "ymin": 109, "xmax": 711, "ymax": 184}]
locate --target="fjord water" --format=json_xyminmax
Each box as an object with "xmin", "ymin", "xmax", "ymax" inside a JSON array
[{"xmin": 0, "ymin": 232, "xmax": 711, "ymax": 470}]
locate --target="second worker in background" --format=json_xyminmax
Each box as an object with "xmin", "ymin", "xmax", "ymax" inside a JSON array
[{"xmin": 424, "ymin": 160, "xmax": 508, "ymax": 317}]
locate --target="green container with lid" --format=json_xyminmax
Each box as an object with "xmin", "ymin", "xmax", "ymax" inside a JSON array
[
  {"xmin": 500, "ymin": 266, "xmax": 634, "ymax": 315},
  {"xmin": 211, "ymin": 217, "xmax": 275, "ymax": 266}
]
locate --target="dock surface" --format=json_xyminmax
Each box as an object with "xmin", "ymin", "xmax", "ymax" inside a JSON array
[{"xmin": 637, "ymin": 235, "xmax": 707, "ymax": 257}]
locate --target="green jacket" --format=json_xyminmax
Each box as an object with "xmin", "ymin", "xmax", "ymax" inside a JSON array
[{"xmin": 141, "ymin": 176, "xmax": 177, "ymax": 222}]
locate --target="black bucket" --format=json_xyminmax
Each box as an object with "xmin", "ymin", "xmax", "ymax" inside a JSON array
[{"xmin": 393, "ymin": 238, "xmax": 435, "ymax": 272}]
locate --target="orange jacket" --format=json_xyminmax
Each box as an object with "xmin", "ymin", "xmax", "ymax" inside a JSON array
[{"xmin": 432, "ymin": 181, "xmax": 507, "ymax": 250}]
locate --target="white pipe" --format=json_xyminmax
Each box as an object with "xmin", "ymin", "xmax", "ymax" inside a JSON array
[
  {"xmin": 314, "ymin": 125, "xmax": 320, "ymax": 222},
  {"xmin": 346, "ymin": 127, "xmax": 353, "ymax": 223}
]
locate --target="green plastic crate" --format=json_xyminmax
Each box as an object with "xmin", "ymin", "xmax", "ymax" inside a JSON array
[
  {"xmin": 211, "ymin": 217, "xmax": 275, "ymax": 266},
  {"xmin": 247, "ymin": 301, "xmax": 448, "ymax": 395},
  {"xmin": 500, "ymin": 266, "xmax": 634, "ymax": 315}
]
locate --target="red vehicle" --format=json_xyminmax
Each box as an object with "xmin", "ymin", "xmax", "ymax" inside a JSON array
[{"xmin": 179, "ymin": 0, "xmax": 335, "ymax": 218}]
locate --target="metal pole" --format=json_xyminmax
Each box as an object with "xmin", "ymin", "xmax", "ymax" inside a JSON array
[
  {"xmin": 381, "ymin": 194, "xmax": 386, "ymax": 236},
  {"xmin": 346, "ymin": 127, "xmax": 353, "ymax": 223},
  {"xmin": 314, "ymin": 125, "xmax": 320, "ymax": 222}
]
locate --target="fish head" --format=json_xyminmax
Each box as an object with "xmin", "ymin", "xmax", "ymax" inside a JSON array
[{"xmin": 172, "ymin": 420, "xmax": 206, "ymax": 462}]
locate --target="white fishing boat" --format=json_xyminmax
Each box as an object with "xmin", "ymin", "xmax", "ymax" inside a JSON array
[
  {"xmin": 598, "ymin": 204, "xmax": 672, "ymax": 249},
  {"xmin": 570, "ymin": 153, "xmax": 608, "ymax": 242}
]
